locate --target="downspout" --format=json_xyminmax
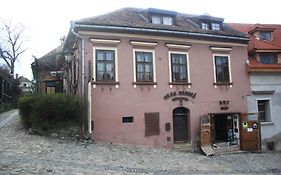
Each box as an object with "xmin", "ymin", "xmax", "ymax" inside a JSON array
[{"xmin": 70, "ymin": 21, "xmax": 88, "ymax": 133}]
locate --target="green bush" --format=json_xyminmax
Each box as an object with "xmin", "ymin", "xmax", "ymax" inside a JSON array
[{"xmin": 18, "ymin": 94, "xmax": 83, "ymax": 131}]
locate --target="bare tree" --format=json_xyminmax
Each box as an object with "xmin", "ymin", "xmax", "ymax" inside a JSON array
[{"xmin": 0, "ymin": 20, "xmax": 26, "ymax": 76}]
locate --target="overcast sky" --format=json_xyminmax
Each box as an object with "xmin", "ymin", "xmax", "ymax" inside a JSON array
[{"xmin": 0, "ymin": 0, "xmax": 280, "ymax": 80}]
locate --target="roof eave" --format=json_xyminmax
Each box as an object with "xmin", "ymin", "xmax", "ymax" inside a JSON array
[{"xmin": 74, "ymin": 23, "xmax": 249, "ymax": 43}]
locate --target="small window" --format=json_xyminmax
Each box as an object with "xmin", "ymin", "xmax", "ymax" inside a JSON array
[
  {"xmin": 259, "ymin": 31, "xmax": 272, "ymax": 41},
  {"xmin": 258, "ymin": 100, "xmax": 271, "ymax": 122},
  {"xmin": 122, "ymin": 116, "xmax": 134, "ymax": 123},
  {"xmin": 260, "ymin": 53, "xmax": 277, "ymax": 64},
  {"xmin": 211, "ymin": 23, "xmax": 221, "ymax": 31},
  {"xmin": 201, "ymin": 23, "xmax": 209, "ymax": 30},
  {"xmin": 135, "ymin": 51, "xmax": 154, "ymax": 82},
  {"xmin": 214, "ymin": 55, "xmax": 230, "ymax": 83},
  {"xmin": 163, "ymin": 16, "xmax": 173, "ymax": 25},
  {"xmin": 23, "ymin": 83, "xmax": 27, "ymax": 87},
  {"xmin": 151, "ymin": 16, "xmax": 161, "ymax": 24},
  {"xmin": 151, "ymin": 15, "xmax": 173, "ymax": 25}
]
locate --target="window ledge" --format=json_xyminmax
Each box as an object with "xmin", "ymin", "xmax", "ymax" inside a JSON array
[
  {"xmin": 92, "ymin": 81, "xmax": 120, "ymax": 85},
  {"xmin": 261, "ymin": 122, "xmax": 274, "ymax": 126},
  {"xmin": 132, "ymin": 82, "xmax": 157, "ymax": 85},
  {"xmin": 169, "ymin": 82, "xmax": 192, "ymax": 85},
  {"xmin": 213, "ymin": 82, "xmax": 233, "ymax": 85}
]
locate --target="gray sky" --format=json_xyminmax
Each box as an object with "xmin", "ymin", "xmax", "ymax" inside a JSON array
[{"xmin": 0, "ymin": 0, "xmax": 280, "ymax": 80}]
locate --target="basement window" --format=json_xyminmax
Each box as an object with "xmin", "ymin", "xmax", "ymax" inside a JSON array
[{"xmin": 122, "ymin": 116, "xmax": 134, "ymax": 123}]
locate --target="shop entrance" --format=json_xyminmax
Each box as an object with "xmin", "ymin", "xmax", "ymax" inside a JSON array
[
  {"xmin": 173, "ymin": 107, "xmax": 189, "ymax": 142},
  {"xmin": 212, "ymin": 114, "xmax": 240, "ymax": 145}
]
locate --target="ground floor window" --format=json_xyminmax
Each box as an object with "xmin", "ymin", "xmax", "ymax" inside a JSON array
[{"xmin": 257, "ymin": 100, "xmax": 271, "ymax": 122}]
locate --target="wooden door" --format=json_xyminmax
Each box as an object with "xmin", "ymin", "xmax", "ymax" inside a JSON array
[
  {"xmin": 173, "ymin": 107, "xmax": 189, "ymax": 142},
  {"xmin": 240, "ymin": 114, "xmax": 261, "ymax": 151}
]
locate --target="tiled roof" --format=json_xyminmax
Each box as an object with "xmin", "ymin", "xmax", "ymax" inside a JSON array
[
  {"xmin": 229, "ymin": 23, "xmax": 281, "ymax": 72},
  {"xmin": 228, "ymin": 23, "xmax": 281, "ymax": 51},
  {"xmin": 247, "ymin": 57, "xmax": 281, "ymax": 72},
  {"xmin": 37, "ymin": 45, "xmax": 64, "ymax": 69},
  {"xmin": 76, "ymin": 8, "xmax": 246, "ymax": 39}
]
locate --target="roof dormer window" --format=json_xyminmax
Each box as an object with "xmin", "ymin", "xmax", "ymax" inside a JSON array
[
  {"xmin": 201, "ymin": 23, "xmax": 209, "ymax": 30},
  {"xmin": 259, "ymin": 31, "xmax": 272, "ymax": 41},
  {"xmin": 152, "ymin": 15, "xmax": 161, "ymax": 24},
  {"xmin": 211, "ymin": 23, "xmax": 221, "ymax": 31},
  {"xmin": 163, "ymin": 16, "xmax": 173, "ymax": 25},
  {"xmin": 151, "ymin": 15, "xmax": 173, "ymax": 25}
]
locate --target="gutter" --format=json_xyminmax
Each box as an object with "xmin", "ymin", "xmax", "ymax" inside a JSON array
[
  {"xmin": 74, "ymin": 23, "xmax": 249, "ymax": 42},
  {"xmin": 69, "ymin": 21, "xmax": 87, "ymax": 133}
]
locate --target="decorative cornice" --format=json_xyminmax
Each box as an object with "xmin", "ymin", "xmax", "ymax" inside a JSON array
[
  {"xmin": 130, "ymin": 41, "xmax": 157, "ymax": 46},
  {"xmin": 90, "ymin": 39, "xmax": 120, "ymax": 44},
  {"xmin": 166, "ymin": 43, "xmax": 191, "ymax": 49},
  {"xmin": 210, "ymin": 46, "xmax": 232, "ymax": 52}
]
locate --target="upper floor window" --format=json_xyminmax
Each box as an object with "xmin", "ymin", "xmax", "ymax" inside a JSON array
[
  {"xmin": 211, "ymin": 23, "xmax": 221, "ymax": 31},
  {"xmin": 259, "ymin": 31, "xmax": 272, "ymax": 41},
  {"xmin": 201, "ymin": 23, "xmax": 209, "ymax": 30},
  {"xmin": 260, "ymin": 53, "xmax": 277, "ymax": 64},
  {"xmin": 151, "ymin": 15, "xmax": 173, "ymax": 25},
  {"xmin": 258, "ymin": 100, "xmax": 271, "ymax": 122},
  {"xmin": 213, "ymin": 55, "xmax": 231, "ymax": 84},
  {"xmin": 135, "ymin": 51, "xmax": 154, "ymax": 81},
  {"xmin": 170, "ymin": 53, "xmax": 188, "ymax": 82},
  {"xmin": 96, "ymin": 50, "xmax": 115, "ymax": 81}
]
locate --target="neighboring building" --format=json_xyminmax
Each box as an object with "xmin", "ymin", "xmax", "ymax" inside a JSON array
[
  {"xmin": 229, "ymin": 23, "xmax": 281, "ymax": 151},
  {"xmin": 17, "ymin": 76, "xmax": 33, "ymax": 94},
  {"xmin": 0, "ymin": 67, "xmax": 12, "ymax": 103},
  {"xmin": 31, "ymin": 46, "xmax": 64, "ymax": 94},
  {"xmin": 63, "ymin": 8, "xmax": 251, "ymax": 150}
]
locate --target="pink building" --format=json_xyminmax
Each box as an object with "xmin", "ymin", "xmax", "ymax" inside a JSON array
[{"xmin": 63, "ymin": 8, "xmax": 250, "ymax": 150}]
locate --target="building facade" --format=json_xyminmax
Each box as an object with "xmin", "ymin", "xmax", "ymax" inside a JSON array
[
  {"xmin": 31, "ymin": 46, "xmax": 64, "ymax": 94},
  {"xmin": 64, "ymin": 8, "xmax": 251, "ymax": 149},
  {"xmin": 17, "ymin": 76, "xmax": 33, "ymax": 95},
  {"xmin": 230, "ymin": 23, "xmax": 281, "ymax": 151}
]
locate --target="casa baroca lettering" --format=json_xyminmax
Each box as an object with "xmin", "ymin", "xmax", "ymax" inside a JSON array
[{"xmin": 163, "ymin": 91, "xmax": 196, "ymax": 100}]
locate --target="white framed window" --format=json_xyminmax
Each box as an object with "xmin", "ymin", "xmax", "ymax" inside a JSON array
[
  {"xmin": 212, "ymin": 53, "xmax": 232, "ymax": 85},
  {"xmin": 132, "ymin": 49, "xmax": 156, "ymax": 87},
  {"xmin": 92, "ymin": 46, "xmax": 119, "ymax": 88},
  {"xmin": 163, "ymin": 16, "xmax": 173, "ymax": 25},
  {"xmin": 151, "ymin": 15, "xmax": 173, "ymax": 25},
  {"xmin": 201, "ymin": 23, "xmax": 209, "ymax": 30},
  {"xmin": 211, "ymin": 23, "xmax": 221, "ymax": 31},
  {"xmin": 168, "ymin": 51, "xmax": 190, "ymax": 85},
  {"xmin": 257, "ymin": 99, "xmax": 271, "ymax": 122},
  {"xmin": 151, "ymin": 15, "xmax": 161, "ymax": 24}
]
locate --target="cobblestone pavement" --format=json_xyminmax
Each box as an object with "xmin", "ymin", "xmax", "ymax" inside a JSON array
[{"xmin": 1, "ymin": 110, "xmax": 281, "ymax": 175}]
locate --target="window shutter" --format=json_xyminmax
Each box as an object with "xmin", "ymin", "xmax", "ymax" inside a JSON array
[{"xmin": 144, "ymin": 112, "xmax": 160, "ymax": 136}]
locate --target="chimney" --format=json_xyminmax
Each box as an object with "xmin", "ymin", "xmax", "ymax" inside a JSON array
[{"xmin": 16, "ymin": 74, "xmax": 18, "ymax": 79}]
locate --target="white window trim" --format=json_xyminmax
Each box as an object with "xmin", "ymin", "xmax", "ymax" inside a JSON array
[
  {"xmin": 91, "ymin": 39, "xmax": 120, "ymax": 44},
  {"xmin": 132, "ymin": 48, "xmax": 156, "ymax": 88},
  {"xmin": 130, "ymin": 41, "xmax": 157, "ymax": 47},
  {"xmin": 212, "ymin": 53, "xmax": 232, "ymax": 88},
  {"xmin": 168, "ymin": 51, "xmax": 191, "ymax": 88},
  {"xmin": 256, "ymin": 98, "xmax": 272, "ymax": 123},
  {"xmin": 92, "ymin": 46, "xmax": 119, "ymax": 88},
  {"xmin": 166, "ymin": 44, "xmax": 191, "ymax": 49},
  {"xmin": 210, "ymin": 47, "xmax": 232, "ymax": 52}
]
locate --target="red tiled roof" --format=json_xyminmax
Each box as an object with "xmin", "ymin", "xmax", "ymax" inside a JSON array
[
  {"xmin": 228, "ymin": 23, "xmax": 281, "ymax": 51},
  {"xmin": 228, "ymin": 23, "xmax": 281, "ymax": 72},
  {"xmin": 247, "ymin": 57, "xmax": 281, "ymax": 72}
]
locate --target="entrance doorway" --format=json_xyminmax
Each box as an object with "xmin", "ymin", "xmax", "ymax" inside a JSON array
[
  {"xmin": 173, "ymin": 107, "xmax": 189, "ymax": 142},
  {"xmin": 212, "ymin": 114, "xmax": 240, "ymax": 145}
]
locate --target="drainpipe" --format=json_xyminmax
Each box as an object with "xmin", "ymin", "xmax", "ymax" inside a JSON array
[{"xmin": 70, "ymin": 21, "xmax": 87, "ymax": 133}]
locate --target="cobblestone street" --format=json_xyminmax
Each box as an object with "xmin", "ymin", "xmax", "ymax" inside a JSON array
[{"xmin": 1, "ymin": 110, "xmax": 281, "ymax": 175}]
